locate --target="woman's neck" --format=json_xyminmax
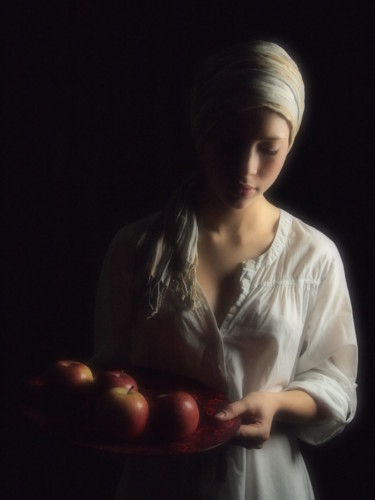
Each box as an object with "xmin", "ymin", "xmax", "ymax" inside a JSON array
[{"xmin": 196, "ymin": 187, "xmax": 278, "ymax": 240}]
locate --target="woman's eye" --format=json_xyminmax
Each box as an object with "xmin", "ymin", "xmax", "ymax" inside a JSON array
[{"xmin": 258, "ymin": 146, "xmax": 279, "ymax": 156}]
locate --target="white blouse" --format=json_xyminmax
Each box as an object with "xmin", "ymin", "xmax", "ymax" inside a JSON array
[{"xmin": 92, "ymin": 209, "xmax": 358, "ymax": 500}]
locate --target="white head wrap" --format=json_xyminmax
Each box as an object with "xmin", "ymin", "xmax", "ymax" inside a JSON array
[{"xmin": 191, "ymin": 40, "xmax": 305, "ymax": 152}]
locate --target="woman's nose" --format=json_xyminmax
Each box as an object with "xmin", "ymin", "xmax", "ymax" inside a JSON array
[{"xmin": 245, "ymin": 150, "xmax": 259, "ymax": 175}]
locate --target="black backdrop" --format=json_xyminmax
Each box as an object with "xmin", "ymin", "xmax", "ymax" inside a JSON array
[{"xmin": 3, "ymin": 2, "xmax": 375, "ymax": 499}]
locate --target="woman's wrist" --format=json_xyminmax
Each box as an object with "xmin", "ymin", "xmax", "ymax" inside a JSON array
[{"xmin": 271, "ymin": 390, "xmax": 326, "ymax": 424}]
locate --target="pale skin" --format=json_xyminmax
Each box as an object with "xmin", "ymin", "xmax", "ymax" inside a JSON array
[{"xmin": 195, "ymin": 108, "xmax": 327, "ymax": 449}]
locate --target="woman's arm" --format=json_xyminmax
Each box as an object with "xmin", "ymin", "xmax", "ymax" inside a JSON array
[
  {"xmin": 217, "ymin": 244, "xmax": 357, "ymax": 450},
  {"xmin": 215, "ymin": 390, "xmax": 328, "ymax": 449},
  {"xmin": 90, "ymin": 221, "xmax": 144, "ymax": 369}
]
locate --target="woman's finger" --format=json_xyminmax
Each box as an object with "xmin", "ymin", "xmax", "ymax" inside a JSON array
[{"xmin": 215, "ymin": 399, "xmax": 249, "ymax": 420}]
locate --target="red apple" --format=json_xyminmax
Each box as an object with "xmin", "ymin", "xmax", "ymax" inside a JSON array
[
  {"xmin": 95, "ymin": 386, "xmax": 149, "ymax": 441},
  {"xmin": 93, "ymin": 370, "xmax": 138, "ymax": 394},
  {"xmin": 150, "ymin": 391, "xmax": 200, "ymax": 441},
  {"xmin": 43, "ymin": 360, "xmax": 94, "ymax": 411},
  {"xmin": 44, "ymin": 360, "xmax": 94, "ymax": 388}
]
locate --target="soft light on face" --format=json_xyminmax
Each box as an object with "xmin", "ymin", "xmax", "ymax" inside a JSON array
[{"xmin": 202, "ymin": 108, "xmax": 290, "ymax": 210}]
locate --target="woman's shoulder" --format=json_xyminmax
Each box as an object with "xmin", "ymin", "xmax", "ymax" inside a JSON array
[
  {"xmin": 103, "ymin": 212, "xmax": 161, "ymax": 268},
  {"xmin": 282, "ymin": 210, "xmax": 343, "ymax": 268},
  {"xmin": 112, "ymin": 212, "xmax": 161, "ymax": 247}
]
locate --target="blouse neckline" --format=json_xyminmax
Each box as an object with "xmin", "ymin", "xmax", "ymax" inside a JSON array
[{"xmin": 241, "ymin": 209, "xmax": 292, "ymax": 276}]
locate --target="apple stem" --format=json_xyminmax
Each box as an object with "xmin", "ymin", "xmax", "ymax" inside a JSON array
[{"xmin": 127, "ymin": 385, "xmax": 135, "ymax": 394}]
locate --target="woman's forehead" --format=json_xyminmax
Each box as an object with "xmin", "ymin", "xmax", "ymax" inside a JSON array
[{"xmin": 211, "ymin": 108, "xmax": 290, "ymax": 139}]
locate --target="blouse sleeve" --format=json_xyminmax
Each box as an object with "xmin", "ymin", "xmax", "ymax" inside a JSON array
[
  {"xmin": 285, "ymin": 247, "xmax": 358, "ymax": 445},
  {"xmin": 89, "ymin": 223, "xmax": 141, "ymax": 370}
]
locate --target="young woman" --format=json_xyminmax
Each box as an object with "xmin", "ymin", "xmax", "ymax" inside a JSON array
[{"xmin": 92, "ymin": 41, "xmax": 358, "ymax": 499}]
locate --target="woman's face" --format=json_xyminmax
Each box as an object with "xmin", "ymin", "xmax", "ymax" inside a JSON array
[{"xmin": 202, "ymin": 108, "xmax": 290, "ymax": 210}]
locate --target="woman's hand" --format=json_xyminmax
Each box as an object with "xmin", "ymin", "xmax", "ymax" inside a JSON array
[
  {"xmin": 215, "ymin": 390, "xmax": 325, "ymax": 449},
  {"xmin": 215, "ymin": 392, "xmax": 279, "ymax": 449}
]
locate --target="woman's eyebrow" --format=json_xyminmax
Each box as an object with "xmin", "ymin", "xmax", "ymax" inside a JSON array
[{"xmin": 257, "ymin": 135, "xmax": 288, "ymax": 141}]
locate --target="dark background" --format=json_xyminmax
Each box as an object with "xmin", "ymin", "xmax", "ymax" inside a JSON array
[{"xmin": 3, "ymin": 1, "xmax": 374, "ymax": 499}]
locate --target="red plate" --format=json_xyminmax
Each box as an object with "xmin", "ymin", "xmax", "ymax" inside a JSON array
[{"xmin": 20, "ymin": 368, "xmax": 240, "ymax": 456}]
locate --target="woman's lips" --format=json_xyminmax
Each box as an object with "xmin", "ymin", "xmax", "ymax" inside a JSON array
[
  {"xmin": 240, "ymin": 185, "xmax": 256, "ymax": 195},
  {"xmin": 228, "ymin": 183, "xmax": 257, "ymax": 197}
]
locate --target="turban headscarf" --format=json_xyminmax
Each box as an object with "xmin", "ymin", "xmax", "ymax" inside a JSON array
[
  {"xmin": 191, "ymin": 40, "xmax": 305, "ymax": 152},
  {"xmin": 136, "ymin": 41, "xmax": 305, "ymax": 318}
]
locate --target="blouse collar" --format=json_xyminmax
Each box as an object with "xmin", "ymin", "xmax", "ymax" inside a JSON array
[{"xmin": 241, "ymin": 209, "xmax": 292, "ymax": 280}]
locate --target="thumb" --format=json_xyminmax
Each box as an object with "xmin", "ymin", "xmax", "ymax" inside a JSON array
[{"xmin": 215, "ymin": 400, "xmax": 246, "ymax": 421}]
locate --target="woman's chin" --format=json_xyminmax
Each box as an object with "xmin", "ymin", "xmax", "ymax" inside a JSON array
[{"xmin": 218, "ymin": 189, "xmax": 261, "ymax": 211}]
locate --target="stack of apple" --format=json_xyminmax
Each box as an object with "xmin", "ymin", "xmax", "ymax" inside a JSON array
[{"xmin": 42, "ymin": 360, "xmax": 200, "ymax": 443}]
